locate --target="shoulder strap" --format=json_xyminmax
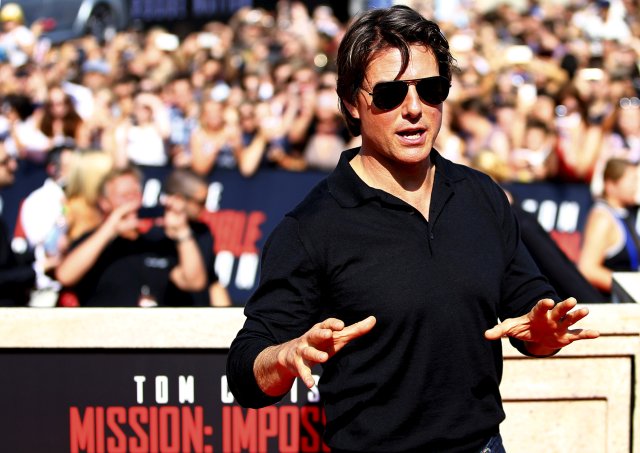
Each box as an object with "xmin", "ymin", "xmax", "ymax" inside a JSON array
[{"xmin": 620, "ymin": 213, "xmax": 640, "ymax": 271}]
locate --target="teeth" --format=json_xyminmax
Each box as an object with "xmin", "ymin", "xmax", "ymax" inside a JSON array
[{"xmin": 401, "ymin": 132, "xmax": 421, "ymax": 139}]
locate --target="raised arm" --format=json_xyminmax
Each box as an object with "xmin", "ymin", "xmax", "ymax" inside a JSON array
[
  {"xmin": 56, "ymin": 201, "xmax": 138, "ymax": 286},
  {"xmin": 163, "ymin": 195, "xmax": 207, "ymax": 291},
  {"xmin": 578, "ymin": 207, "xmax": 615, "ymax": 292}
]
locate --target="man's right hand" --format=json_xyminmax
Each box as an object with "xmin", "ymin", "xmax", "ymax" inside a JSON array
[
  {"xmin": 103, "ymin": 200, "xmax": 140, "ymax": 239},
  {"xmin": 255, "ymin": 316, "xmax": 377, "ymax": 395}
]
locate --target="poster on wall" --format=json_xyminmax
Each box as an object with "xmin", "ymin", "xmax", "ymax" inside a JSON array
[{"xmin": 0, "ymin": 349, "xmax": 328, "ymax": 452}]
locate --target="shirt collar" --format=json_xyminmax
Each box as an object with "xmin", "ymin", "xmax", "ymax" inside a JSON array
[{"xmin": 327, "ymin": 147, "xmax": 467, "ymax": 208}]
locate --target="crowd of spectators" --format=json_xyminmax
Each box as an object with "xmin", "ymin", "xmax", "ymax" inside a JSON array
[{"xmin": 0, "ymin": 0, "xmax": 639, "ymax": 306}]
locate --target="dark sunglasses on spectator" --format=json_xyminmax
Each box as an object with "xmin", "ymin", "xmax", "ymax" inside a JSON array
[{"xmin": 364, "ymin": 76, "xmax": 451, "ymax": 110}]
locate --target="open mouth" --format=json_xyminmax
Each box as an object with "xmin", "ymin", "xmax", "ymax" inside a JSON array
[{"xmin": 397, "ymin": 128, "xmax": 426, "ymax": 140}]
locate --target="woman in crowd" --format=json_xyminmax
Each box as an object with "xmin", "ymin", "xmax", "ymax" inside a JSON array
[
  {"xmin": 302, "ymin": 85, "xmax": 347, "ymax": 171},
  {"xmin": 112, "ymin": 91, "xmax": 170, "ymax": 168},
  {"xmin": 190, "ymin": 97, "xmax": 243, "ymax": 175},
  {"xmin": 35, "ymin": 86, "xmax": 91, "ymax": 150},
  {"xmin": 579, "ymin": 158, "xmax": 640, "ymax": 299},
  {"xmin": 2, "ymin": 92, "xmax": 48, "ymax": 162},
  {"xmin": 553, "ymin": 83, "xmax": 603, "ymax": 184},
  {"xmin": 63, "ymin": 149, "xmax": 114, "ymax": 242},
  {"xmin": 591, "ymin": 96, "xmax": 640, "ymax": 196}
]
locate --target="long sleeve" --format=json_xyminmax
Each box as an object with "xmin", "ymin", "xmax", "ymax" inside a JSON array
[{"xmin": 226, "ymin": 216, "xmax": 323, "ymax": 408}]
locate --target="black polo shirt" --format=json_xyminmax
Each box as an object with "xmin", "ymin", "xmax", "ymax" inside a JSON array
[{"xmin": 227, "ymin": 148, "xmax": 557, "ymax": 452}]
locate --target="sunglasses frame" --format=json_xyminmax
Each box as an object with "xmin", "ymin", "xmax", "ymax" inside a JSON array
[{"xmin": 363, "ymin": 76, "xmax": 451, "ymax": 111}]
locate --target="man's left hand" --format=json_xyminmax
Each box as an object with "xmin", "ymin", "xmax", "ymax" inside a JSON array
[
  {"xmin": 162, "ymin": 195, "xmax": 190, "ymax": 241},
  {"xmin": 484, "ymin": 298, "xmax": 600, "ymax": 356}
]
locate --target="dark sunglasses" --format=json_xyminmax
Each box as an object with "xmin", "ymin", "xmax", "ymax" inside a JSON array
[{"xmin": 364, "ymin": 76, "xmax": 451, "ymax": 110}]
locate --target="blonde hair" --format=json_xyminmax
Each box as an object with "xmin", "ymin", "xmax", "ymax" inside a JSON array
[{"xmin": 65, "ymin": 150, "xmax": 113, "ymax": 205}]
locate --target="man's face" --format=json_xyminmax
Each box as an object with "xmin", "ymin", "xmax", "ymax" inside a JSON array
[
  {"xmin": 101, "ymin": 174, "xmax": 142, "ymax": 214},
  {"xmin": 615, "ymin": 166, "xmax": 639, "ymax": 206},
  {"xmin": 0, "ymin": 145, "xmax": 17, "ymax": 188},
  {"xmin": 185, "ymin": 184, "xmax": 208, "ymax": 220},
  {"xmin": 345, "ymin": 45, "xmax": 443, "ymax": 167}
]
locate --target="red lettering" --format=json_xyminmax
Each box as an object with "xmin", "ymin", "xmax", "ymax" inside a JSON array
[
  {"xmin": 550, "ymin": 230, "xmax": 582, "ymax": 263},
  {"xmin": 70, "ymin": 407, "xmax": 95, "ymax": 453},
  {"xmin": 181, "ymin": 406, "xmax": 204, "ymax": 453},
  {"xmin": 95, "ymin": 407, "xmax": 105, "ymax": 453},
  {"xmin": 149, "ymin": 406, "xmax": 158, "ymax": 452},
  {"xmin": 223, "ymin": 406, "xmax": 232, "ymax": 453},
  {"xmin": 258, "ymin": 407, "xmax": 278, "ymax": 452},
  {"xmin": 70, "ymin": 405, "xmax": 214, "ymax": 453},
  {"xmin": 232, "ymin": 407, "xmax": 257, "ymax": 452},
  {"xmin": 242, "ymin": 212, "xmax": 266, "ymax": 254},
  {"xmin": 128, "ymin": 407, "xmax": 149, "ymax": 453},
  {"xmin": 209, "ymin": 210, "xmax": 246, "ymax": 255},
  {"xmin": 206, "ymin": 210, "xmax": 266, "ymax": 256},
  {"xmin": 300, "ymin": 406, "xmax": 320, "ymax": 452},
  {"xmin": 159, "ymin": 406, "xmax": 180, "ymax": 453},
  {"xmin": 279, "ymin": 406, "xmax": 300, "ymax": 453},
  {"xmin": 106, "ymin": 407, "xmax": 127, "ymax": 453}
]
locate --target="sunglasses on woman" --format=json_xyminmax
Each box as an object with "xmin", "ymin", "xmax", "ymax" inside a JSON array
[{"xmin": 363, "ymin": 76, "xmax": 451, "ymax": 111}]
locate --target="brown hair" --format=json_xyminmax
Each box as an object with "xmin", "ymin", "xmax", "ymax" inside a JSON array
[
  {"xmin": 336, "ymin": 5, "xmax": 455, "ymax": 137},
  {"xmin": 603, "ymin": 158, "xmax": 634, "ymax": 184}
]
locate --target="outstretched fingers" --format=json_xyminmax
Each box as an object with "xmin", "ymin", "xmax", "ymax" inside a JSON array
[
  {"xmin": 295, "ymin": 316, "xmax": 377, "ymax": 389},
  {"xmin": 565, "ymin": 327, "xmax": 600, "ymax": 341},
  {"xmin": 558, "ymin": 306, "xmax": 590, "ymax": 327},
  {"xmin": 337, "ymin": 316, "xmax": 377, "ymax": 341}
]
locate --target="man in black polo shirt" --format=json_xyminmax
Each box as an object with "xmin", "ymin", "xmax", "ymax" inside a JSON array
[{"xmin": 227, "ymin": 6, "xmax": 599, "ymax": 452}]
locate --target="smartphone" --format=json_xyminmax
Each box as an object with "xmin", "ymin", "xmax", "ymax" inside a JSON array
[
  {"xmin": 137, "ymin": 205, "xmax": 164, "ymax": 219},
  {"xmin": 197, "ymin": 32, "xmax": 219, "ymax": 49}
]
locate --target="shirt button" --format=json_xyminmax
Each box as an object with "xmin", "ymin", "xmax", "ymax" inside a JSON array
[{"xmin": 430, "ymin": 233, "xmax": 434, "ymax": 240}]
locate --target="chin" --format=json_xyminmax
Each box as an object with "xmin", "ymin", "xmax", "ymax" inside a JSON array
[{"xmin": 395, "ymin": 146, "xmax": 433, "ymax": 164}]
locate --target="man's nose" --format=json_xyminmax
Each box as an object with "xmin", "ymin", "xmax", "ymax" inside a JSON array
[{"xmin": 402, "ymin": 86, "xmax": 422, "ymax": 116}]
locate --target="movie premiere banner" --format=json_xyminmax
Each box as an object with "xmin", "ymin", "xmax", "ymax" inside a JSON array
[
  {"xmin": 0, "ymin": 161, "xmax": 597, "ymax": 303},
  {"xmin": 0, "ymin": 349, "xmax": 327, "ymax": 452}
]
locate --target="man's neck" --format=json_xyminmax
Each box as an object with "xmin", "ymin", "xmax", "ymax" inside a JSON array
[{"xmin": 350, "ymin": 152, "xmax": 436, "ymax": 219}]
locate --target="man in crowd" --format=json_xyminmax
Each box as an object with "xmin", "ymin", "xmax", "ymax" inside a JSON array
[
  {"xmin": 0, "ymin": 140, "xmax": 34, "ymax": 305},
  {"xmin": 56, "ymin": 165, "xmax": 207, "ymax": 306},
  {"xmin": 17, "ymin": 143, "xmax": 75, "ymax": 306},
  {"xmin": 227, "ymin": 6, "xmax": 599, "ymax": 452},
  {"xmin": 163, "ymin": 168, "xmax": 232, "ymax": 306}
]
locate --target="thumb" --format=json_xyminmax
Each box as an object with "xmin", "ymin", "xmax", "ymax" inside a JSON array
[{"xmin": 484, "ymin": 324, "xmax": 505, "ymax": 341}]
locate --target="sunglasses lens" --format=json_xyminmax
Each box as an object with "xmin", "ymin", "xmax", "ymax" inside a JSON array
[
  {"xmin": 372, "ymin": 81, "xmax": 408, "ymax": 110},
  {"xmin": 417, "ymin": 77, "xmax": 450, "ymax": 105},
  {"xmin": 370, "ymin": 77, "xmax": 450, "ymax": 110}
]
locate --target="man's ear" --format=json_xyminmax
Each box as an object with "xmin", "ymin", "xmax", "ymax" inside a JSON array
[
  {"xmin": 98, "ymin": 197, "xmax": 110, "ymax": 214},
  {"xmin": 343, "ymin": 99, "xmax": 360, "ymax": 120}
]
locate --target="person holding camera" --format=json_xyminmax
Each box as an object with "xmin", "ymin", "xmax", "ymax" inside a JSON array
[{"xmin": 55, "ymin": 165, "xmax": 206, "ymax": 307}]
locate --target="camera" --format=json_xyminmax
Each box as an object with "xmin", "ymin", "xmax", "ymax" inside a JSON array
[{"xmin": 137, "ymin": 205, "xmax": 164, "ymax": 219}]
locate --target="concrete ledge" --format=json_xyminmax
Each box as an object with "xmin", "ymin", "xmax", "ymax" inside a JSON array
[
  {"xmin": 502, "ymin": 304, "xmax": 639, "ymax": 453},
  {"xmin": 0, "ymin": 307, "xmax": 246, "ymax": 349},
  {"xmin": 0, "ymin": 304, "xmax": 637, "ymax": 452}
]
